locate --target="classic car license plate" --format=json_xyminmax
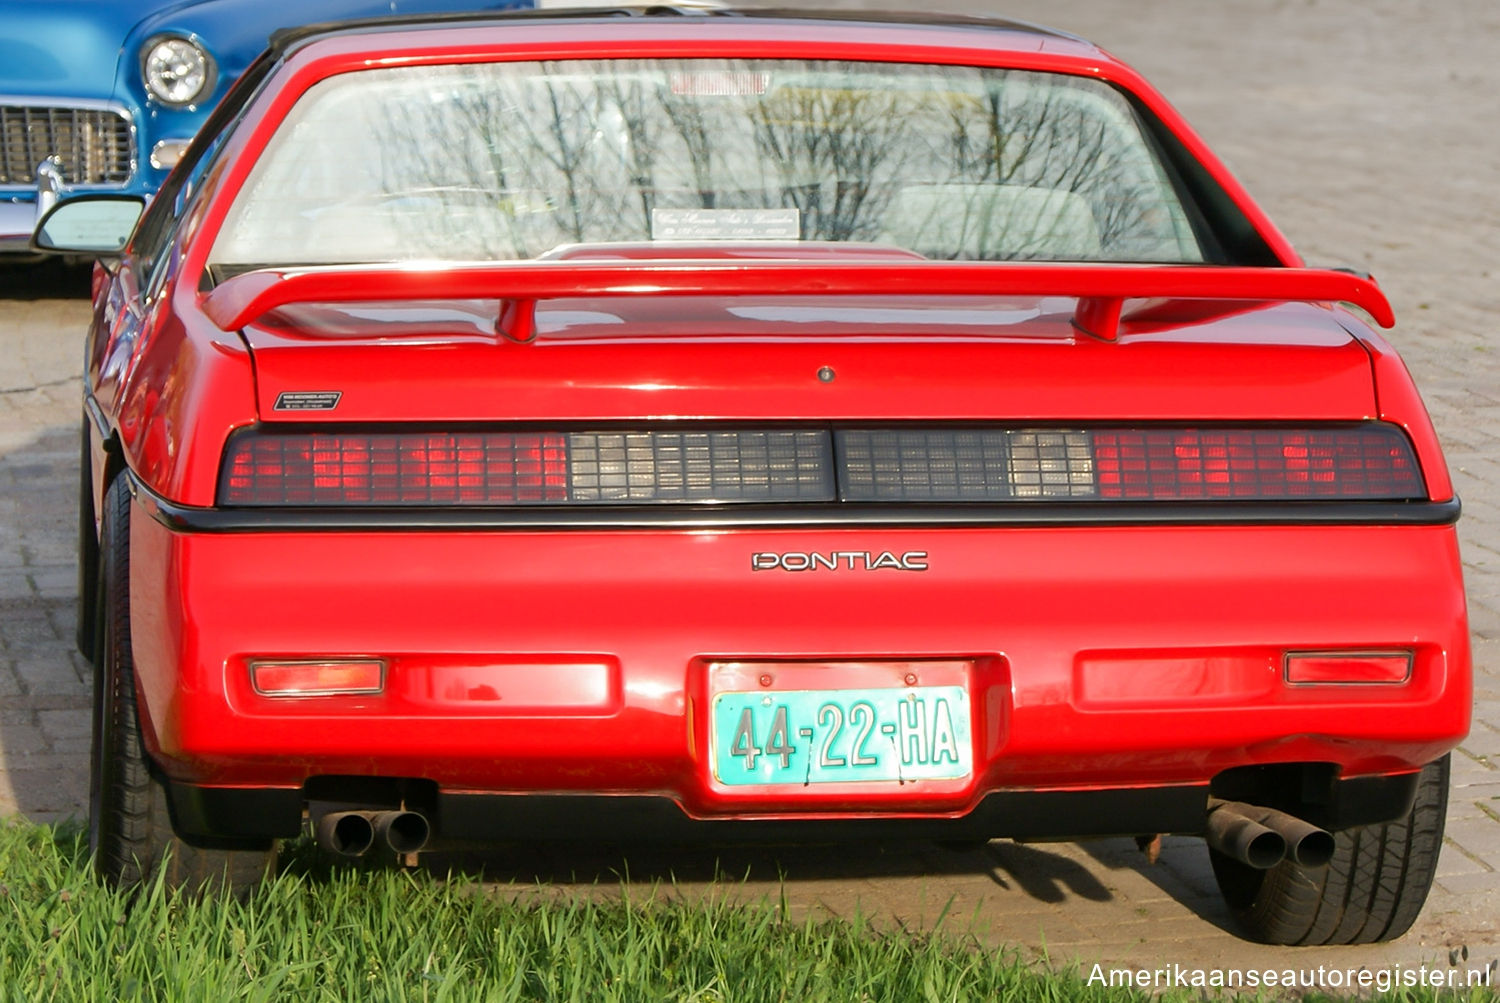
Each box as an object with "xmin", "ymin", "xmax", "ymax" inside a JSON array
[{"xmin": 710, "ymin": 686, "xmax": 972, "ymax": 787}]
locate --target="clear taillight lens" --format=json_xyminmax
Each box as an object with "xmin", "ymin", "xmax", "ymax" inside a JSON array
[{"xmin": 218, "ymin": 424, "xmax": 1424, "ymax": 506}]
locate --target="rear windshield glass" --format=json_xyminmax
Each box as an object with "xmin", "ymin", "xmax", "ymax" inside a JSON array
[{"xmin": 211, "ymin": 58, "xmax": 1204, "ymax": 266}]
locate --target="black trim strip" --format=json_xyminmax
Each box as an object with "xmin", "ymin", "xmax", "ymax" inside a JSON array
[
  {"xmin": 84, "ymin": 394, "xmax": 110, "ymax": 441},
  {"xmin": 159, "ymin": 767, "xmax": 1426, "ymax": 843},
  {"xmin": 127, "ymin": 469, "xmax": 1461, "ymax": 534},
  {"xmin": 164, "ymin": 780, "xmax": 1208, "ymax": 842}
]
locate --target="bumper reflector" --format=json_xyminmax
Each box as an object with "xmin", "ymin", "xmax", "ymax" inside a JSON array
[
  {"xmin": 251, "ymin": 659, "xmax": 385, "ymax": 696},
  {"xmin": 1284, "ymin": 651, "xmax": 1412, "ymax": 685}
]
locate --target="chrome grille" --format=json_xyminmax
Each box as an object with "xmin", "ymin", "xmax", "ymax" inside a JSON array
[{"xmin": 0, "ymin": 102, "xmax": 134, "ymax": 186}]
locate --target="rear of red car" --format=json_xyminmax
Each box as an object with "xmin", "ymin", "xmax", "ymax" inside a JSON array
[
  {"xmin": 66, "ymin": 11, "xmax": 1468, "ymax": 944},
  {"xmin": 137, "ymin": 287, "xmax": 1465, "ymax": 828}
]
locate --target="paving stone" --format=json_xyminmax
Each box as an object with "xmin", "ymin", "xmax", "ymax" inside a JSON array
[
  {"xmin": 0, "ymin": 724, "xmax": 51, "ymax": 757},
  {"xmin": 0, "ymin": 766, "xmax": 88, "ymax": 819},
  {"xmin": 1449, "ymin": 781, "xmax": 1500, "ymax": 817},
  {"xmin": 27, "ymin": 566, "xmax": 75, "ymax": 600},
  {"xmin": 12, "ymin": 657, "xmax": 87, "ymax": 698},
  {"xmin": 21, "ymin": 694, "xmax": 91, "ymax": 713},
  {"xmin": 36, "ymin": 708, "xmax": 90, "ymax": 742},
  {"xmin": 1439, "ymin": 838, "xmax": 1496, "ymax": 879}
]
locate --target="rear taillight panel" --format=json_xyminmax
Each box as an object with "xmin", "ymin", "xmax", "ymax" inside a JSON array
[{"xmin": 218, "ymin": 423, "xmax": 1425, "ymax": 507}]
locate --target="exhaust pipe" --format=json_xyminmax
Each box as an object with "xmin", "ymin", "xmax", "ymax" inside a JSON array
[
  {"xmin": 1250, "ymin": 805, "xmax": 1336, "ymax": 867},
  {"xmin": 372, "ymin": 810, "xmax": 430, "ymax": 855},
  {"xmin": 316, "ymin": 811, "xmax": 376, "ymax": 857},
  {"xmin": 1206, "ymin": 800, "xmax": 1286, "ymax": 869},
  {"xmin": 1206, "ymin": 800, "xmax": 1336, "ymax": 869}
]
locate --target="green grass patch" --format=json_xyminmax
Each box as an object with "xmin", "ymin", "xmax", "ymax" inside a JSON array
[{"xmin": 0, "ymin": 817, "xmax": 1493, "ymax": 1002}]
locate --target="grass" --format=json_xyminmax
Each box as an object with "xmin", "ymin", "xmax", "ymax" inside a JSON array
[{"xmin": 0, "ymin": 818, "xmax": 1495, "ymax": 1003}]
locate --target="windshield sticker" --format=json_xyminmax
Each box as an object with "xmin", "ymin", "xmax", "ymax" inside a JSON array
[{"xmin": 651, "ymin": 208, "xmax": 800, "ymax": 241}]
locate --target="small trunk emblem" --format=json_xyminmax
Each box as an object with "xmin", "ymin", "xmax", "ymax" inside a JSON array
[{"xmin": 273, "ymin": 391, "xmax": 342, "ymax": 411}]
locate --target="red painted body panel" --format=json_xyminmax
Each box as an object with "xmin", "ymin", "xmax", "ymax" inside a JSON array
[
  {"xmin": 1355, "ymin": 326, "xmax": 1457, "ymax": 502},
  {"xmin": 241, "ymin": 302, "xmax": 1378, "ymax": 421},
  {"xmin": 127, "ymin": 514, "xmax": 1469, "ymax": 813}
]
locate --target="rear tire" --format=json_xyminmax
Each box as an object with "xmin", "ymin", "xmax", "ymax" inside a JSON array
[
  {"xmin": 1209, "ymin": 756, "xmax": 1449, "ymax": 944},
  {"xmin": 89, "ymin": 476, "xmax": 275, "ymax": 892}
]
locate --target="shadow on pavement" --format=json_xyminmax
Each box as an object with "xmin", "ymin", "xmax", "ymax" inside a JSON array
[
  {"xmin": 415, "ymin": 833, "xmax": 1117, "ymax": 907},
  {"xmin": 1078, "ymin": 835, "xmax": 1239, "ymax": 935},
  {"xmin": 0, "ymin": 260, "xmax": 90, "ymax": 301}
]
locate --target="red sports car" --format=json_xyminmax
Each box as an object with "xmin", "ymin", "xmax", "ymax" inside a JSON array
[{"xmin": 35, "ymin": 6, "xmax": 1469, "ymax": 945}]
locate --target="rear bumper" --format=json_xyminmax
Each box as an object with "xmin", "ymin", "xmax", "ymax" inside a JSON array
[{"xmin": 126, "ymin": 492, "xmax": 1471, "ymax": 830}]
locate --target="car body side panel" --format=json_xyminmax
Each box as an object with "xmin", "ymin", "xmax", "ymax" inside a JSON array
[
  {"xmin": 1353, "ymin": 325, "xmax": 1457, "ymax": 502},
  {"xmin": 102, "ymin": 278, "xmax": 257, "ymax": 506}
]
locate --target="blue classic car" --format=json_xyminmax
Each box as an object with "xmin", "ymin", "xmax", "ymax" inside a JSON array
[{"xmin": 1, "ymin": 0, "xmax": 534, "ymax": 253}]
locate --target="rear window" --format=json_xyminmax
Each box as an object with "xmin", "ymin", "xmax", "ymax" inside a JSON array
[{"xmin": 210, "ymin": 58, "xmax": 1204, "ymax": 266}]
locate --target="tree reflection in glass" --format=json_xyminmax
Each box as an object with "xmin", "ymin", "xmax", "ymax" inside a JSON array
[{"xmin": 211, "ymin": 59, "xmax": 1203, "ymax": 267}]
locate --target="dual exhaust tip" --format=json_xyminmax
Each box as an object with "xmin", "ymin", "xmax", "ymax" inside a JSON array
[
  {"xmin": 1205, "ymin": 799, "xmax": 1336, "ymax": 870},
  {"xmin": 315, "ymin": 810, "xmax": 430, "ymax": 858}
]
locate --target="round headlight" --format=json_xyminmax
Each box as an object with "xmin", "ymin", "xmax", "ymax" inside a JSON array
[{"xmin": 142, "ymin": 37, "xmax": 214, "ymax": 106}]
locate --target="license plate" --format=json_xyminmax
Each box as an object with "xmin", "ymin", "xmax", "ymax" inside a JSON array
[{"xmin": 710, "ymin": 686, "xmax": 972, "ymax": 787}]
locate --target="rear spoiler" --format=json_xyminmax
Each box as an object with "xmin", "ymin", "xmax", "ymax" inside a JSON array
[{"xmin": 201, "ymin": 261, "xmax": 1393, "ymax": 342}]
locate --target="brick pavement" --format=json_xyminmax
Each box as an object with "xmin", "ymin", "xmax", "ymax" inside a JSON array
[{"xmin": 1, "ymin": 0, "xmax": 1496, "ymax": 984}]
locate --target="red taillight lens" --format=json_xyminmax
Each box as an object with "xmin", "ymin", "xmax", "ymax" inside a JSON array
[
  {"xmin": 1284, "ymin": 651, "xmax": 1412, "ymax": 685},
  {"xmin": 222, "ymin": 432, "xmax": 569, "ymax": 505},
  {"xmin": 250, "ymin": 660, "xmax": 385, "ymax": 696},
  {"xmin": 1092, "ymin": 427, "xmax": 1422, "ymax": 500}
]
